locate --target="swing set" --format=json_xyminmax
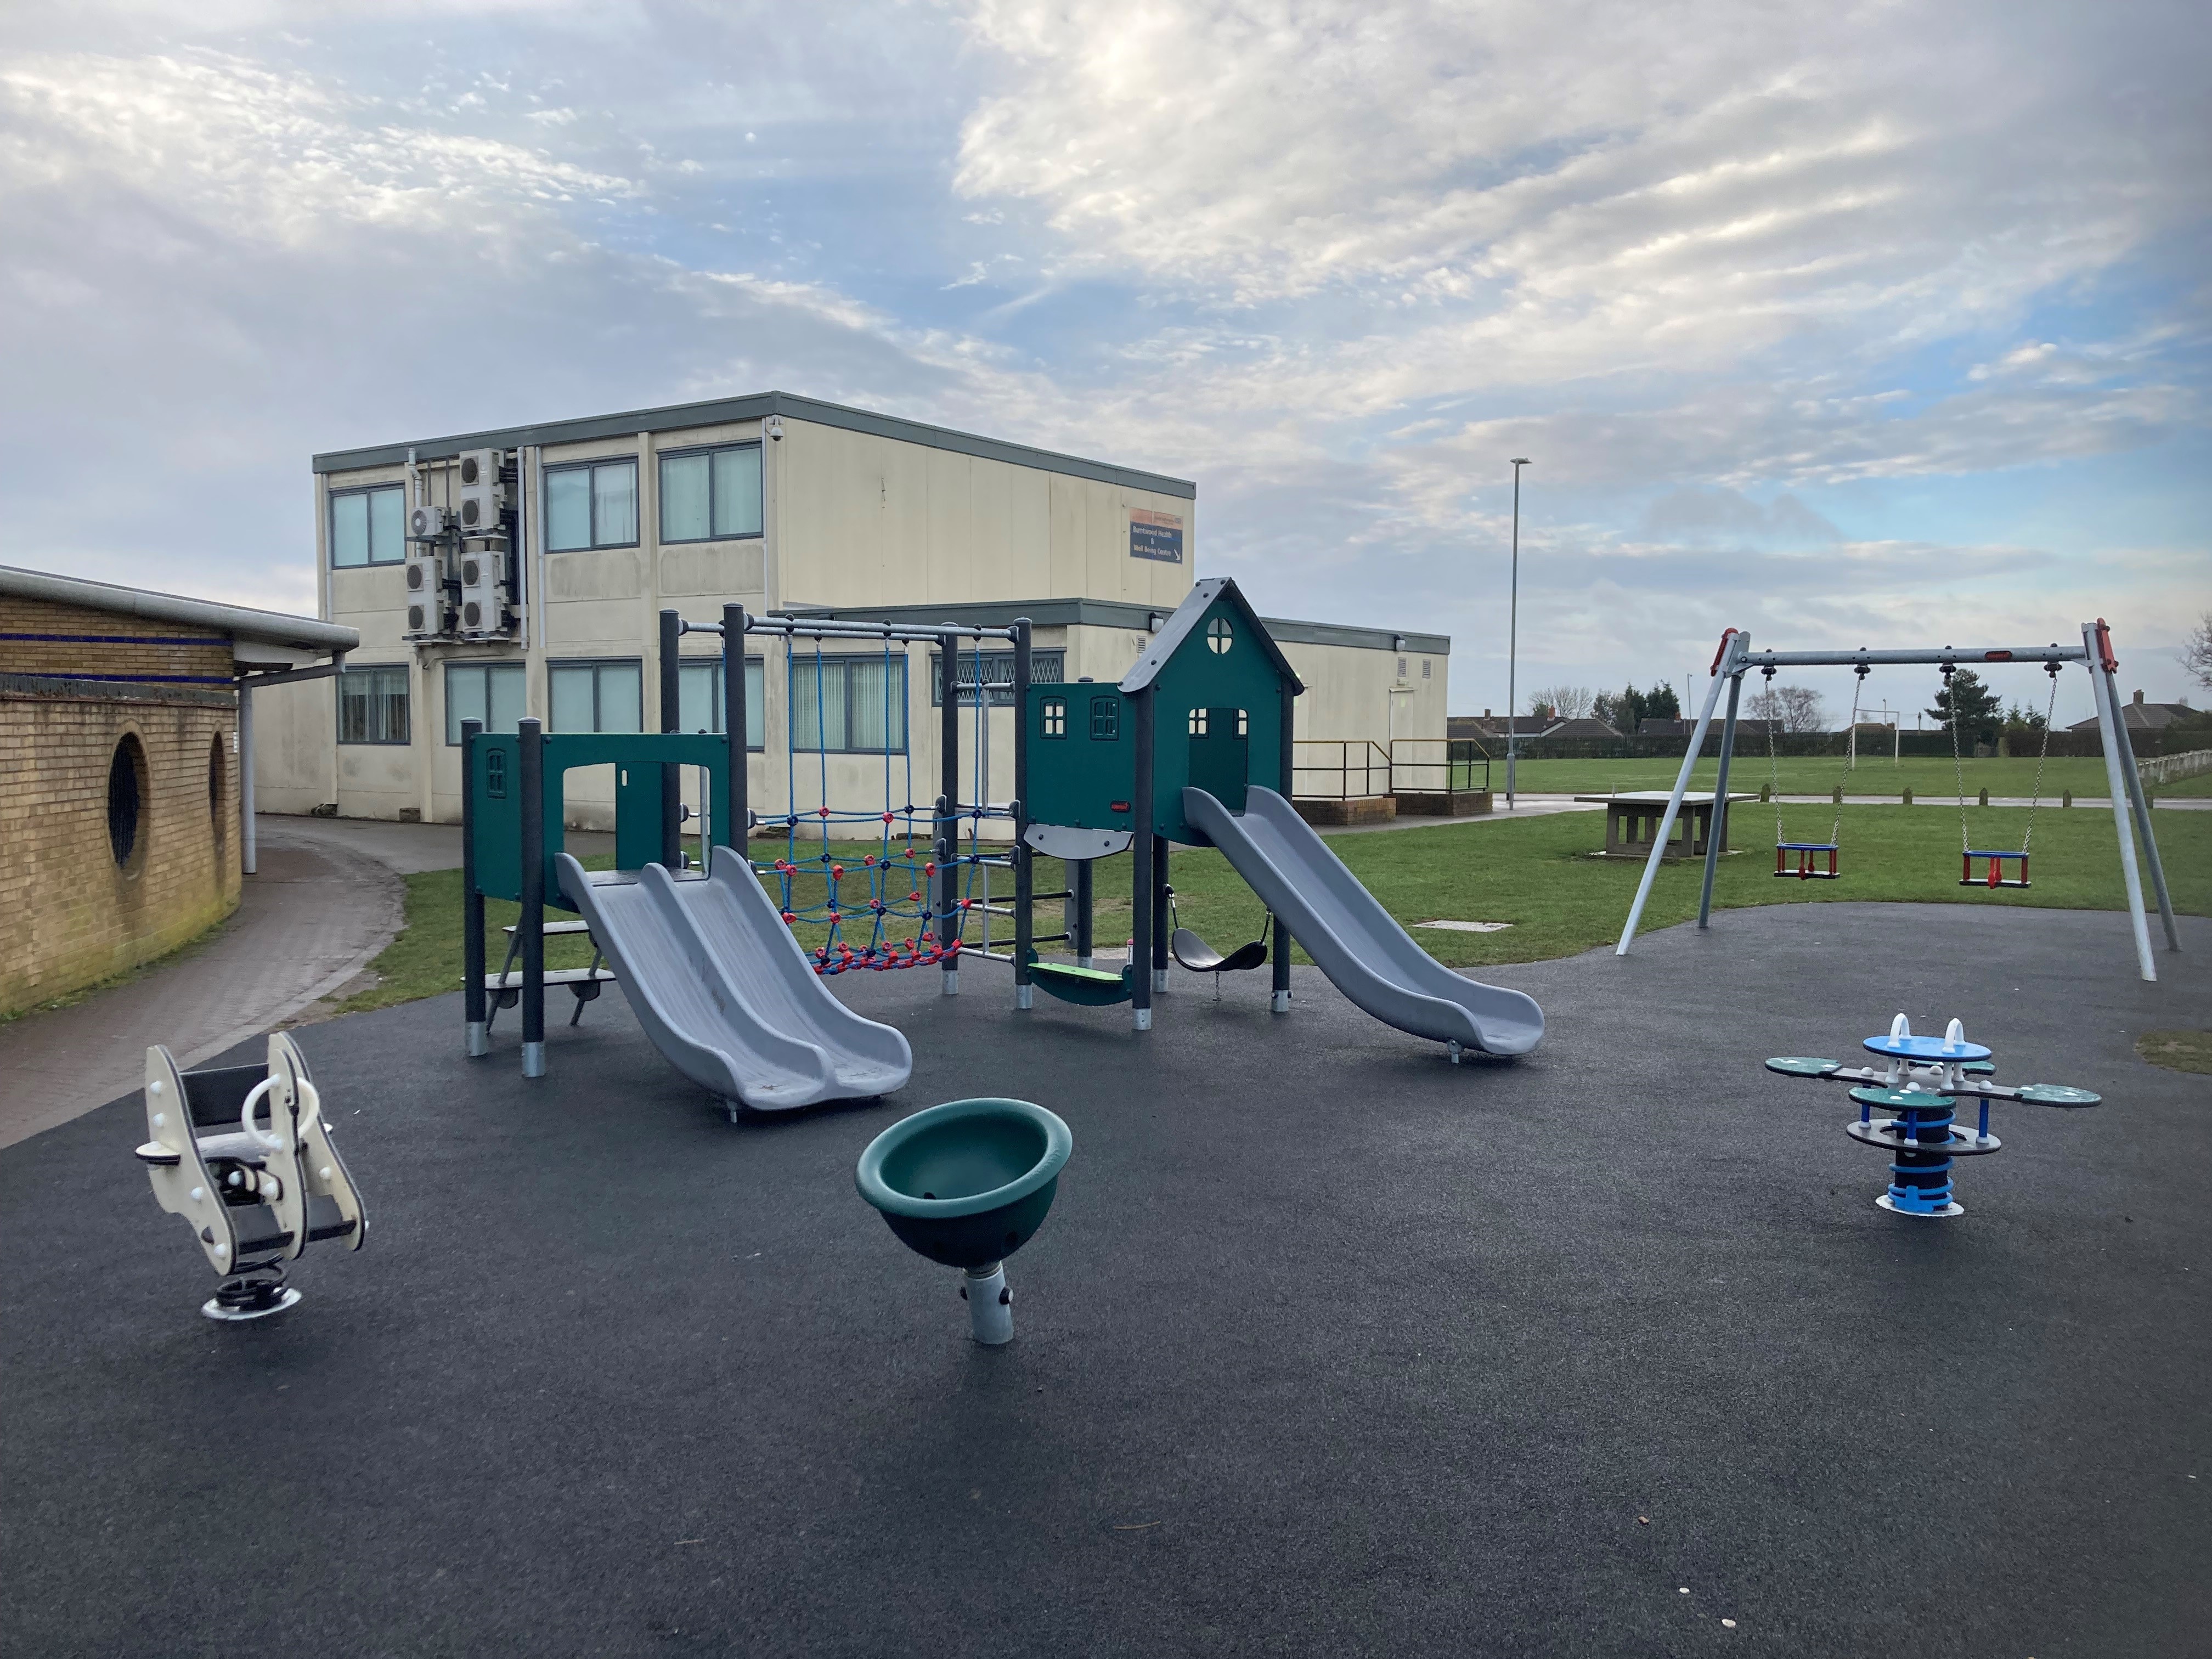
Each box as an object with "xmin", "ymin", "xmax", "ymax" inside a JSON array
[{"xmin": 1616, "ymin": 620, "xmax": 2182, "ymax": 982}]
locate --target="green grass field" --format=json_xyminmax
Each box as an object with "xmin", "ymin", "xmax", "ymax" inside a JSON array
[
  {"xmin": 335, "ymin": 799, "xmax": 2207, "ymax": 1014},
  {"xmin": 1492, "ymin": 753, "xmax": 2159, "ymax": 799}
]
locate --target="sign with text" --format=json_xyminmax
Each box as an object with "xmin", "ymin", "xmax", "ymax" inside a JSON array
[{"xmin": 1129, "ymin": 507, "xmax": 1185, "ymax": 563}]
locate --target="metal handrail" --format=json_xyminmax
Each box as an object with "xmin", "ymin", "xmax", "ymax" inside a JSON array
[
  {"xmin": 1292, "ymin": 739, "xmax": 1392, "ymax": 799},
  {"xmin": 1389, "ymin": 737, "xmax": 1491, "ymax": 794}
]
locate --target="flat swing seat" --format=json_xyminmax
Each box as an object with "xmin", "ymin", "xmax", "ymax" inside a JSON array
[
  {"xmin": 1169, "ymin": 927, "xmax": 1269, "ymax": 975},
  {"xmin": 1026, "ymin": 957, "xmax": 1137, "ymax": 1007},
  {"xmin": 1774, "ymin": 842, "xmax": 1839, "ymax": 881},
  {"xmin": 1961, "ymin": 850, "xmax": 2029, "ymax": 890}
]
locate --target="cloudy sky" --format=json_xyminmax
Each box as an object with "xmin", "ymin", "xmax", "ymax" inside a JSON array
[{"xmin": 3, "ymin": 0, "xmax": 2207, "ymax": 722}]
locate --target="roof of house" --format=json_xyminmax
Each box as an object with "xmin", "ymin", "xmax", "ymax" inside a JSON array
[
  {"xmin": 1542, "ymin": 718, "xmax": 1623, "ymax": 739},
  {"xmin": 1120, "ymin": 577, "xmax": 1304, "ymax": 696},
  {"xmin": 0, "ymin": 565, "xmax": 358, "ymax": 663},
  {"xmin": 311, "ymin": 390, "xmax": 1197, "ymax": 499},
  {"xmin": 2066, "ymin": 693, "xmax": 2199, "ymax": 733}
]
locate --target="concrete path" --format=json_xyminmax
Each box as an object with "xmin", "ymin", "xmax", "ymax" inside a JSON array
[{"xmin": 0, "ymin": 819, "xmax": 405, "ymax": 1150}]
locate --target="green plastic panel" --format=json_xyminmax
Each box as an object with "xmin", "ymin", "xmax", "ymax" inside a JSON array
[
  {"xmin": 1764, "ymin": 1057, "xmax": 1840, "ymax": 1077},
  {"xmin": 1026, "ymin": 959, "xmax": 1136, "ymax": 1006},
  {"xmin": 467, "ymin": 732, "xmax": 735, "ymax": 907},
  {"xmin": 1025, "ymin": 686, "xmax": 1136, "ymax": 836},
  {"xmin": 2017, "ymin": 1084, "xmax": 2102, "ymax": 1108}
]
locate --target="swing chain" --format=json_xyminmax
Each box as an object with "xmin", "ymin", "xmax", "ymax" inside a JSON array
[
  {"xmin": 2019, "ymin": 661, "xmax": 2061, "ymax": 859},
  {"xmin": 1943, "ymin": 662, "xmax": 1971, "ymax": 855},
  {"xmin": 1763, "ymin": 665, "xmax": 1783, "ymax": 848}
]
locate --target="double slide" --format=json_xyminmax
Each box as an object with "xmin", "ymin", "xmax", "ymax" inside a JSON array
[
  {"xmin": 1182, "ymin": 786, "xmax": 1544, "ymax": 1057},
  {"xmin": 556, "ymin": 845, "xmax": 911, "ymax": 1112}
]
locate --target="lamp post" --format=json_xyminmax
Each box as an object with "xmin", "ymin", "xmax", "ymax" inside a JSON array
[{"xmin": 1506, "ymin": 458, "xmax": 1530, "ymax": 810}]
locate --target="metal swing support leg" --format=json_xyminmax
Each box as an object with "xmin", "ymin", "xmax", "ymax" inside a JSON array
[
  {"xmin": 2084, "ymin": 622, "xmax": 2157, "ymax": 981},
  {"xmin": 1697, "ymin": 669, "xmax": 1744, "ymax": 928},
  {"xmin": 1620, "ymin": 629, "xmax": 1748, "ymax": 955}
]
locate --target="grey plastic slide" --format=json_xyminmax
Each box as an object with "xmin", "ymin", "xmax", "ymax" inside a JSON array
[
  {"xmin": 1183, "ymin": 786, "xmax": 1545, "ymax": 1057},
  {"xmin": 556, "ymin": 845, "xmax": 911, "ymax": 1111}
]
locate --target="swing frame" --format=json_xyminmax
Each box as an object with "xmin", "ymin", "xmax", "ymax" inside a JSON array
[{"xmin": 1613, "ymin": 622, "xmax": 2182, "ymax": 982}]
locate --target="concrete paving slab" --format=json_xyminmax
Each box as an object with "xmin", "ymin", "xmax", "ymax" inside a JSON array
[{"xmin": 2, "ymin": 902, "xmax": 2204, "ymax": 1656}]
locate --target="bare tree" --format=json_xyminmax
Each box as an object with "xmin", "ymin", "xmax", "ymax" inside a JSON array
[
  {"xmin": 1528, "ymin": 684, "xmax": 1594, "ymax": 720},
  {"xmin": 2186, "ymin": 612, "xmax": 2212, "ymax": 693},
  {"xmin": 1747, "ymin": 684, "xmax": 1826, "ymax": 732}
]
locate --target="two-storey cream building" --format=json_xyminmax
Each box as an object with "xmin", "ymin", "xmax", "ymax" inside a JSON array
[{"xmin": 251, "ymin": 392, "xmax": 1449, "ymax": 829}]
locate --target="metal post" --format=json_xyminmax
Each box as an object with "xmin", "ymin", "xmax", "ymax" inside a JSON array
[
  {"xmin": 940, "ymin": 630, "xmax": 962, "ymax": 996},
  {"xmin": 658, "ymin": 609, "xmax": 682, "ymax": 868},
  {"xmin": 1012, "ymin": 619, "xmax": 1034, "ymax": 1010},
  {"xmin": 1618, "ymin": 630, "xmax": 1742, "ymax": 956},
  {"xmin": 724, "ymin": 603, "xmax": 748, "ymax": 856},
  {"xmin": 1506, "ymin": 456, "xmax": 1528, "ymax": 811},
  {"xmin": 1697, "ymin": 672, "xmax": 1743, "ymax": 927},
  {"xmin": 2098, "ymin": 650, "xmax": 2179, "ymax": 952},
  {"xmin": 1074, "ymin": 857, "xmax": 1094, "ymax": 968},
  {"xmin": 2085, "ymin": 623, "xmax": 2157, "ymax": 981},
  {"xmin": 238, "ymin": 682, "xmax": 257, "ymax": 876},
  {"xmin": 518, "ymin": 716, "xmax": 548, "ymax": 1075},
  {"xmin": 1273, "ymin": 678, "xmax": 1295, "ymax": 1012},
  {"xmin": 1131, "ymin": 689, "xmax": 1155, "ymax": 1031},
  {"xmin": 462, "ymin": 719, "xmax": 488, "ymax": 1056}
]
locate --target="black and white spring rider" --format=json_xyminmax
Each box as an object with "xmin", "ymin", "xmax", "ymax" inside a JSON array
[
  {"xmin": 136, "ymin": 1034, "xmax": 366, "ymax": 1321},
  {"xmin": 1765, "ymin": 1015, "xmax": 2099, "ymax": 1217}
]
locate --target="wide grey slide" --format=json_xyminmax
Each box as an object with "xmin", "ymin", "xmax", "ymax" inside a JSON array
[
  {"xmin": 556, "ymin": 845, "xmax": 912, "ymax": 1112},
  {"xmin": 1183, "ymin": 786, "xmax": 1544, "ymax": 1057}
]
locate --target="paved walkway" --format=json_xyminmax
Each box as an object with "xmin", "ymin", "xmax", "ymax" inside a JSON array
[{"xmin": 0, "ymin": 819, "xmax": 405, "ymax": 1149}]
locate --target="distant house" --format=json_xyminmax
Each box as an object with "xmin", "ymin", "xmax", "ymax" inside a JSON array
[
  {"xmin": 2067, "ymin": 691, "xmax": 2199, "ymax": 733},
  {"xmin": 1449, "ymin": 712, "xmax": 1548, "ymax": 741},
  {"xmin": 1541, "ymin": 717, "xmax": 1623, "ymax": 739},
  {"xmin": 1637, "ymin": 716, "xmax": 1781, "ymax": 738}
]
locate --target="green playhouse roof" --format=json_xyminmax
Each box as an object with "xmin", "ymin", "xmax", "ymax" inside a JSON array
[{"xmin": 1120, "ymin": 578, "xmax": 1304, "ymax": 697}]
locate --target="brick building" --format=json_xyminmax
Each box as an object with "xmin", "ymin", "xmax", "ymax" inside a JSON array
[{"xmin": 1, "ymin": 567, "xmax": 356, "ymax": 1015}]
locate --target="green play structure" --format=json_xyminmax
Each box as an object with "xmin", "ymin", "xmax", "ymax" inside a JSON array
[{"xmin": 1018, "ymin": 578, "xmax": 1302, "ymax": 1026}]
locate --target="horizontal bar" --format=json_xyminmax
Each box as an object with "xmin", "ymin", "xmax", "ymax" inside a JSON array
[
  {"xmin": 1028, "ymin": 932, "xmax": 1071, "ymax": 945},
  {"xmin": 1737, "ymin": 646, "xmax": 2087, "ymax": 669}
]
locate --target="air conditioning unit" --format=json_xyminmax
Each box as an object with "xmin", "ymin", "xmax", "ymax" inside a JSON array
[
  {"xmin": 407, "ymin": 503, "xmax": 450, "ymax": 541},
  {"xmin": 455, "ymin": 448, "xmax": 508, "ymax": 535},
  {"xmin": 456, "ymin": 537, "xmax": 514, "ymax": 637},
  {"xmin": 403, "ymin": 546, "xmax": 449, "ymax": 639}
]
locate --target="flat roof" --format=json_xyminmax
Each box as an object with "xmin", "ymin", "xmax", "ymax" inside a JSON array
[
  {"xmin": 0, "ymin": 564, "xmax": 358, "ymax": 655},
  {"xmin": 782, "ymin": 597, "xmax": 1448, "ymax": 657},
  {"xmin": 312, "ymin": 391, "xmax": 1197, "ymax": 500}
]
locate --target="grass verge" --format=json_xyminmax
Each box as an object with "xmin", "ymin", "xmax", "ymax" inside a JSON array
[{"xmin": 330, "ymin": 802, "xmax": 2207, "ymax": 1013}]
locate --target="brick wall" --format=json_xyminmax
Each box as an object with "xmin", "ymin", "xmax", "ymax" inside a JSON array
[{"xmin": 0, "ymin": 597, "xmax": 242, "ymax": 1015}]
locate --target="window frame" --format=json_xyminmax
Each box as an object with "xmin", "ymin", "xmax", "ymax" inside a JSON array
[
  {"xmin": 336, "ymin": 665, "xmax": 411, "ymax": 746},
  {"xmin": 546, "ymin": 658, "xmax": 645, "ymax": 735},
  {"xmin": 676, "ymin": 654, "xmax": 768, "ymax": 751},
  {"xmin": 1090, "ymin": 697, "xmax": 1119, "ymax": 740},
  {"xmin": 789, "ymin": 653, "xmax": 909, "ymax": 755},
  {"xmin": 1041, "ymin": 696, "xmax": 1068, "ymax": 738},
  {"xmin": 542, "ymin": 457, "xmax": 640, "ymax": 552},
  {"xmin": 930, "ymin": 648, "xmax": 1065, "ymax": 708},
  {"xmin": 444, "ymin": 661, "xmax": 529, "ymax": 746},
  {"xmin": 657, "ymin": 442, "xmax": 765, "ymax": 545},
  {"xmin": 328, "ymin": 483, "xmax": 407, "ymax": 568}
]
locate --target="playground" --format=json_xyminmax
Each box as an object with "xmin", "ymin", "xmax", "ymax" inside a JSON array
[{"xmin": 5, "ymin": 590, "xmax": 2205, "ymax": 1655}]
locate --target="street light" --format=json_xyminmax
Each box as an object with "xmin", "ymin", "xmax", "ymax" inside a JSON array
[{"xmin": 1506, "ymin": 458, "xmax": 1530, "ymax": 811}]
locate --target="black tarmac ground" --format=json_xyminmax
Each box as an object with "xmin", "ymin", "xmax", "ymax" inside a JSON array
[{"xmin": 3, "ymin": 904, "xmax": 2207, "ymax": 1658}]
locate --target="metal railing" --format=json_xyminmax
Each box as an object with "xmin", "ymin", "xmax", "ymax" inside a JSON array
[
  {"xmin": 2141, "ymin": 747, "xmax": 2212, "ymax": 786},
  {"xmin": 1293, "ymin": 739, "xmax": 1392, "ymax": 799},
  {"xmin": 1389, "ymin": 737, "xmax": 1492, "ymax": 795}
]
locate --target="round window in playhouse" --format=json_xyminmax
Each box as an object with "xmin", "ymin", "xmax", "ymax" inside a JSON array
[
  {"xmin": 1206, "ymin": 617, "xmax": 1232, "ymax": 654},
  {"xmin": 108, "ymin": 733, "xmax": 149, "ymax": 869}
]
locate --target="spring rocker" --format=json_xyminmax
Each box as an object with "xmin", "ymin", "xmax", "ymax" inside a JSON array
[
  {"xmin": 855, "ymin": 1099, "xmax": 1073, "ymax": 1345},
  {"xmin": 1765, "ymin": 1015, "xmax": 2100, "ymax": 1217},
  {"xmin": 136, "ymin": 1034, "xmax": 366, "ymax": 1320}
]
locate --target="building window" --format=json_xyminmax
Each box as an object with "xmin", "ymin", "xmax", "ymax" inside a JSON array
[
  {"xmin": 544, "ymin": 459, "xmax": 638, "ymax": 551},
  {"xmin": 337, "ymin": 667, "xmax": 410, "ymax": 745},
  {"xmin": 660, "ymin": 444, "xmax": 764, "ymax": 543},
  {"xmin": 330, "ymin": 485, "xmax": 405, "ymax": 568},
  {"xmin": 1091, "ymin": 697, "xmax": 1119, "ymax": 740},
  {"xmin": 108, "ymin": 734, "xmax": 146, "ymax": 868},
  {"xmin": 676, "ymin": 656, "xmax": 766, "ymax": 749},
  {"xmin": 1041, "ymin": 697, "xmax": 1068, "ymax": 737},
  {"xmin": 1207, "ymin": 617, "xmax": 1233, "ymax": 654},
  {"xmin": 208, "ymin": 734, "xmax": 225, "ymax": 825},
  {"xmin": 791, "ymin": 656, "xmax": 906, "ymax": 754},
  {"xmin": 1188, "ymin": 708, "xmax": 1210, "ymax": 737},
  {"xmin": 1397, "ymin": 656, "xmax": 1408, "ymax": 676},
  {"xmin": 1235, "ymin": 709, "xmax": 1249, "ymax": 737},
  {"xmin": 1423, "ymin": 659, "xmax": 1432, "ymax": 679},
  {"xmin": 549, "ymin": 659, "xmax": 644, "ymax": 733},
  {"xmin": 930, "ymin": 649, "xmax": 1065, "ymax": 707},
  {"xmin": 446, "ymin": 662, "xmax": 527, "ymax": 744}
]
